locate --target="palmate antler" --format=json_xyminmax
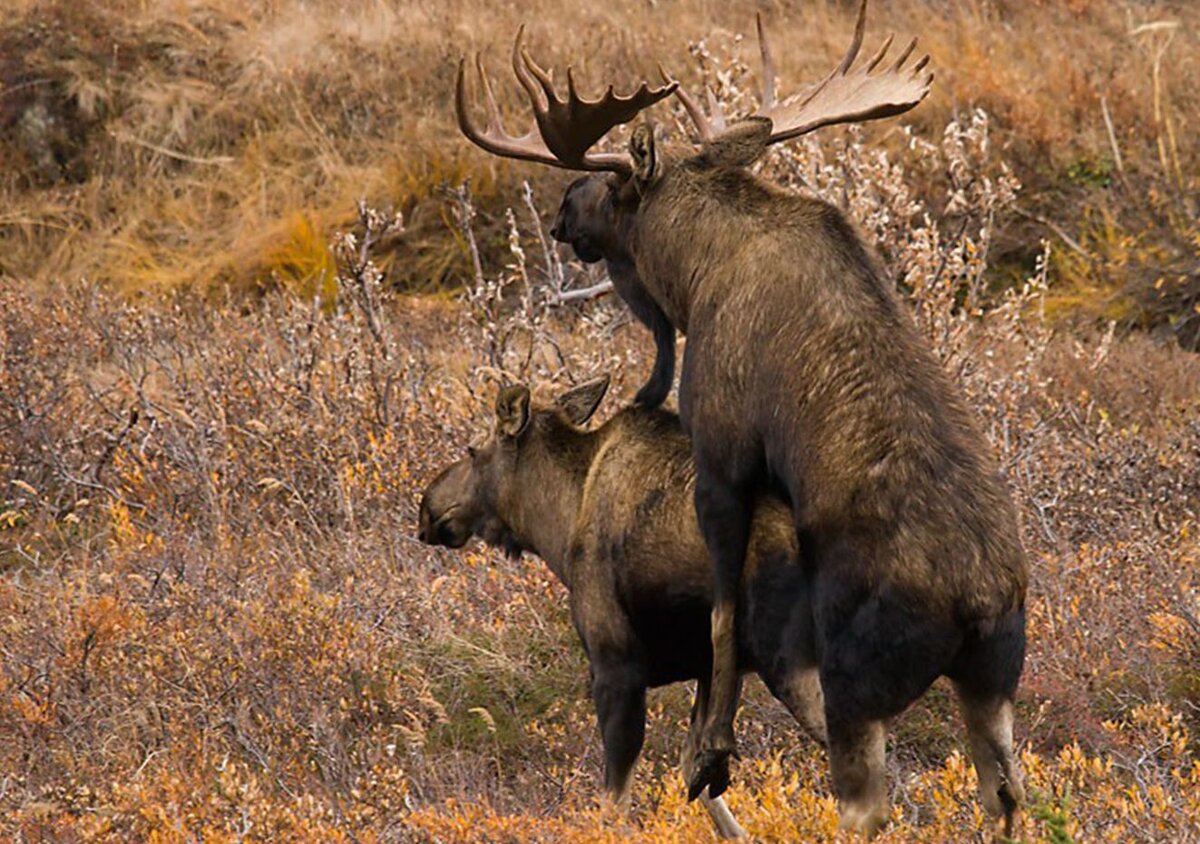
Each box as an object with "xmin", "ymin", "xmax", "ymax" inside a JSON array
[
  {"xmin": 670, "ymin": 0, "xmax": 933, "ymax": 145},
  {"xmin": 456, "ymin": 27, "xmax": 677, "ymax": 175}
]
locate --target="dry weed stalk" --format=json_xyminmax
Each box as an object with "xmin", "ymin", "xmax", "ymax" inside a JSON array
[{"xmin": 451, "ymin": 181, "xmax": 624, "ymax": 403}]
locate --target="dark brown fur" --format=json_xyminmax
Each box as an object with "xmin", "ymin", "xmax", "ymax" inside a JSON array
[
  {"xmin": 418, "ymin": 378, "xmax": 825, "ymax": 839},
  {"xmin": 551, "ymin": 177, "xmax": 676, "ymax": 408},
  {"xmin": 550, "ymin": 127, "xmax": 1029, "ymax": 834}
]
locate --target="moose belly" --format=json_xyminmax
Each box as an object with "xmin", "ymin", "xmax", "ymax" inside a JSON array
[
  {"xmin": 623, "ymin": 584, "xmax": 714, "ymax": 687},
  {"xmin": 622, "ymin": 584, "xmax": 764, "ymax": 687}
]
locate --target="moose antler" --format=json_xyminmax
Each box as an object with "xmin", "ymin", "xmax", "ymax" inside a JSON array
[
  {"xmin": 456, "ymin": 27, "xmax": 678, "ymax": 175},
  {"xmin": 671, "ymin": 0, "xmax": 932, "ymax": 146}
]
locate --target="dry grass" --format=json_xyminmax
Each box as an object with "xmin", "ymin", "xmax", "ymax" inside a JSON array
[
  {"xmin": 1, "ymin": 0, "xmax": 1197, "ymax": 336},
  {"xmin": 1, "ymin": 268, "xmax": 1198, "ymax": 841}
]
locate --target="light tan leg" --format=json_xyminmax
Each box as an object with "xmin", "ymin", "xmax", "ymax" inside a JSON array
[
  {"xmin": 683, "ymin": 680, "xmax": 748, "ymax": 839},
  {"xmin": 703, "ymin": 597, "xmax": 740, "ymax": 756},
  {"xmin": 780, "ymin": 665, "xmax": 827, "ymax": 746},
  {"xmin": 955, "ymin": 687, "xmax": 1024, "ymax": 838},
  {"xmin": 691, "ymin": 472, "xmax": 754, "ymax": 800},
  {"xmin": 829, "ymin": 718, "xmax": 889, "ymax": 836},
  {"xmin": 607, "ymin": 767, "xmax": 636, "ymax": 813},
  {"xmin": 700, "ymin": 790, "xmax": 748, "ymax": 840}
]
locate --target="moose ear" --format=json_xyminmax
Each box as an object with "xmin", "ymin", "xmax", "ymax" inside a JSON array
[
  {"xmin": 556, "ymin": 375, "xmax": 610, "ymax": 426},
  {"xmin": 495, "ymin": 385, "xmax": 531, "ymax": 439},
  {"xmin": 700, "ymin": 116, "xmax": 772, "ymax": 169},
  {"xmin": 629, "ymin": 123, "xmax": 658, "ymax": 184}
]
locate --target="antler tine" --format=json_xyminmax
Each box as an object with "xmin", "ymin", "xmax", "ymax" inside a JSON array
[
  {"xmin": 863, "ymin": 34, "xmax": 895, "ymax": 74},
  {"xmin": 520, "ymin": 45, "xmax": 563, "ymax": 109},
  {"xmin": 457, "ymin": 25, "xmax": 676, "ymax": 174},
  {"xmin": 756, "ymin": 13, "xmax": 777, "ymax": 111},
  {"xmin": 705, "ymin": 86, "xmax": 727, "ymax": 133},
  {"xmin": 892, "ymin": 38, "xmax": 917, "ymax": 72},
  {"xmin": 662, "ymin": 64, "xmax": 726, "ymax": 143},
  {"xmin": 837, "ymin": 0, "xmax": 869, "ymax": 75},
  {"xmin": 475, "ymin": 54, "xmax": 504, "ymax": 130},
  {"xmin": 566, "ymin": 67, "xmax": 583, "ymax": 105},
  {"xmin": 456, "ymin": 58, "xmax": 482, "ymax": 134},
  {"xmin": 662, "ymin": 65, "xmax": 713, "ymax": 142},
  {"xmin": 748, "ymin": 0, "xmax": 932, "ymax": 147},
  {"xmin": 510, "ymin": 26, "xmax": 546, "ymax": 110}
]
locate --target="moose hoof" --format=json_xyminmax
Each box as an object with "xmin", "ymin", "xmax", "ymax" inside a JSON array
[{"xmin": 687, "ymin": 747, "xmax": 732, "ymax": 802}]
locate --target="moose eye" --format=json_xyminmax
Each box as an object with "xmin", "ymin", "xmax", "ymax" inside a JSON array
[{"xmin": 467, "ymin": 445, "xmax": 478, "ymax": 459}]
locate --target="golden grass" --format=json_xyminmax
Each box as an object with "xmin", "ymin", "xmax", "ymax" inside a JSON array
[{"xmin": 1, "ymin": 0, "xmax": 1196, "ymax": 318}]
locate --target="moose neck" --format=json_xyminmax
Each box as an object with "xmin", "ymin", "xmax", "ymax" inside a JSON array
[
  {"xmin": 502, "ymin": 420, "xmax": 596, "ymax": 588},
  {"xmin": 631, "ymin": 164, "xmax": 770, "ymax": 333}
]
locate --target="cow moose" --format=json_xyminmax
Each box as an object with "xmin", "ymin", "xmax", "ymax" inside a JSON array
[
  {"xmin": 454, "ymin": 1, "xmax": 1029, "ymax": 835},
  {"xmin": 417, "ymin": 377, "xmax": 827, "ymax": 839}
]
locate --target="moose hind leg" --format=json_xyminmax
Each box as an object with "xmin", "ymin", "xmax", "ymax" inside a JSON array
[
  {"xmin": 827, "ymin": 717, "xmax": 889, "ymax": 835},
  {"xmin": 778, "ymin": 665, "xmax": 828, "ymax": 747},
  {"xmin": 954, "ymin": 688, "xmax": 1024, "ymax": 837},
  {"xmin": 690, "ymin": 472, "xmax": 754, "ymax": 801}
]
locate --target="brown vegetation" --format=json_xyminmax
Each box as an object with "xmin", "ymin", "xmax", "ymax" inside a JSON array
[
  {"xmin": 0, "ymin": 0, "xmax": 1197, "ymax": 340},
  {"xmin": 1, "ymin": 1, "xmax": 1199, "ymax": 841}
]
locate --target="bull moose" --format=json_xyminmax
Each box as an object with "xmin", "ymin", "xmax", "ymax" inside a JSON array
[
  {"xmin": 454, "ymin": 0, "xmax": 1029, "ymax": 835},
  {"xmin": 417, "ymin": 377, "xmax": 826, "ymax": 838}
]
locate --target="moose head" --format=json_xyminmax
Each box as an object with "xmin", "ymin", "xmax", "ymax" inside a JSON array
[
  {"xmin": 456, "ymin": 0, "xmax": 932, "ymax": 282},
  {"xmin": 417, "ymin": 377, "xmax": 611, "ymax": 564}
]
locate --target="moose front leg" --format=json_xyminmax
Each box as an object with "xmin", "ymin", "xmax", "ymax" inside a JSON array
[
  {"xmin": 635, "ymin": 310, "xmax": 676, "ymax": 408},
  {"xmin": 606, "ymin": 257, "xmax": 676, "ymax": 409},
  {"xmin": 690, "ymin": 471, "xmax": 753, "ymax": 801},
  {"xmin": 591, "ymin": 662, "xmax": 648, "ymax": 808},
  {"xmin": 683, "ymin": 678, "xmax": 748, "ymax": 839}
]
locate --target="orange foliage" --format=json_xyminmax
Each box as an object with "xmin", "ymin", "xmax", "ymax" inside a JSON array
[{"xmin": 1, "ymin": 274, "xmax": 1198, "ymax": 841}]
